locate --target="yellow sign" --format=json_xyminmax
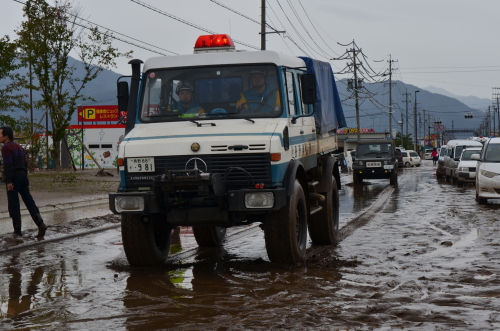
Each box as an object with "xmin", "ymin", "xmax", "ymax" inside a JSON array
[{"xmin": 84, "ymin": 108, "xmax": 96, "ymax": 120}]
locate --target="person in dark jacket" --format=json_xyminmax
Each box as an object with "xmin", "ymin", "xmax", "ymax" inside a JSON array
[{"xmin": 0, "ymin": 126, "xmax": 47, "ymax": 237}]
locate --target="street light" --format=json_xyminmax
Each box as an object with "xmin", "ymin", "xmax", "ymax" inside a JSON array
[{"xmin": 413, "ymin": 90, "xmax": 420, "ymax": 152}]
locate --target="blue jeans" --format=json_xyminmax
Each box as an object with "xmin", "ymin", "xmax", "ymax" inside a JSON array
[{"xmin": 7, "ymin": 172, "xmax": 40, "ymax": 220}]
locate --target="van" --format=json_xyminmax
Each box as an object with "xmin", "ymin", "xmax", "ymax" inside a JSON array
[{"xmin": 443, "ymin": 139, "xmax": 483, "ymax": 183}]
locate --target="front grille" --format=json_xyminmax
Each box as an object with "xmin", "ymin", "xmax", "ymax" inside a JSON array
[
  {"xmin": 469, "ymin": 167, "xmax": 476, "ymax": 172},
  {"xmin": 125, "ymin": 153, "xmax": 271, "ymax": 190}
]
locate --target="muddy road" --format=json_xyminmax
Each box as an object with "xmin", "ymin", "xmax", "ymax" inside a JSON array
[{"xmin": 1, "ymin": 161, "xmax": 499, "ymax": 330}]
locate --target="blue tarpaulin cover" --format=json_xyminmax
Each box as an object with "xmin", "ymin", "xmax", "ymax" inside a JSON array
[{"xmin": 299, "ymin": 57, "xmax": 347, "ymax": 133}]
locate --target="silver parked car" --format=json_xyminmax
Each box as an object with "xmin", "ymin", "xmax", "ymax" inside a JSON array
[{"xmin": 456, "ymin": 147, "xmax": 482, "ymax": 187}]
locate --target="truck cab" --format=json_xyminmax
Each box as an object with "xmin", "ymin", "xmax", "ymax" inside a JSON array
[{"xmin": 109, "ymin": 34, "xmax": 346, "ymax": 266}]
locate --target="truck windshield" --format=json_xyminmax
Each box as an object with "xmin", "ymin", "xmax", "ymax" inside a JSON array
[
  {"xmin": 139, "ymin": 64, "xmax": 282, "ymax": 123},
  {"xmin": 357, "ymin": 143, "xmax": 392, "ymax": 155}
]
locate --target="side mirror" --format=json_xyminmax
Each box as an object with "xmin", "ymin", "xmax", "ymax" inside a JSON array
[
  {"xmin": 454, "ymin": 157, "xmax": 460, "ymax": 161},
  {"xmin": 117, "ymin": 81, "xmax": 129, "ymax": 113},
  {"xmin": 300, "ymin": 74, "xmax": 316, "ymax": 105},
  {"xmin": 471, "ymin": 154, "xmax": 480, "ymax": 160}
]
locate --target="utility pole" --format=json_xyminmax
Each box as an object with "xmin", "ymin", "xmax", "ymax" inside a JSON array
[
  {"xmin": 261, "ymin": 0, "xmax": 266, "ymax": 50},
  {"xmin": 352, "ymin": 46, "xmax": 361, "ymax": 142},
  {"xmin": 413, "ymin": 90, "xmax": 420, "ymax": 152},
  {"xmin": 387, "ymin": 56, "xmax": 397, "ymax": 139},
  {"xmin": 403, "ymin": 91, "xmax": 410, "ymax": 148},
  {"xmin": 422, "ymin": 109, "xmax": 427, "ymax": 147}
]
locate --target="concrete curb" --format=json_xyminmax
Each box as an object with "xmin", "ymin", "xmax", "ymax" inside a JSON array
[{"xmin": 0, "ymin": 197, "xmax": 109, "ymax": 219}]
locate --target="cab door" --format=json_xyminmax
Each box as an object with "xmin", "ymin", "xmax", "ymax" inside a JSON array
[{"xmin": 284, "ymin": 70, "xmax": 316, "ymax": 167}]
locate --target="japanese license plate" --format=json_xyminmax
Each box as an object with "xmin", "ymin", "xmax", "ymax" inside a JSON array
[
  {"xmin": 366, "ymin": 162, "xmax": 381, "ymax": 168},
  {"xmin": 127, "ymin": 158, "xmax": 155, "ymax": 173}
]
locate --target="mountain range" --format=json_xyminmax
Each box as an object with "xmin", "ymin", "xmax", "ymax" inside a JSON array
[{"xmin": 3, "ymin": 57, "xmax": 491, "ymax": 137}]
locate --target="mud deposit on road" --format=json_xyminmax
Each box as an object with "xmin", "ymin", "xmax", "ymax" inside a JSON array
[{"xmin": 1, "ymin": 165, "xmax": 500, "ymax": 330}]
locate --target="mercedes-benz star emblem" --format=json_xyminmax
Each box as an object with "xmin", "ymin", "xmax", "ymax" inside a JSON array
[{"xmin": 185, "ymin": 157, "xmax": 208, "ymax": 175}]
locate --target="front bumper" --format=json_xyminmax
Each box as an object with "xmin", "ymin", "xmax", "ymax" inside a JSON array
[
  {"xmin": 352, "ymin": 165, "xmax": 394, "ymax": 179},
  {"xmin": 458, "ymin": 172, "xmax": 476, "ymax": 182},
  {"xmin": 109, "ymin": 188, "xmax": 288, "ymax": 225}
]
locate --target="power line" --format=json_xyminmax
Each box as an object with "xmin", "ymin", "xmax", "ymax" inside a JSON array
[
  {"xmin": 12, "ymin": 0, "xmax": 177, "ymax": 56},
  {"xmin": 130, "ymin": 0, "xmax": 259, "ymax": 50}
]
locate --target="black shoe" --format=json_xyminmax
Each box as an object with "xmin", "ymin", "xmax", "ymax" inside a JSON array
[
  {"xmin": 37, "ymin": 223, "xmax": 48, "ymax": 238},
  {"xmin": 14, "ymin": 228, "xmax": 23, "ymax": 236}
]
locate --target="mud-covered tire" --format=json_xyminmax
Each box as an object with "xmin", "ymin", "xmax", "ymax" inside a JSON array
[
  {"xmin": 389, "ymin": 169, "xmax": 398, "ymax": 186},
  {"xmin": 353, "ymin": 172, "xmax": 362, "ymax": 184},
  {"xmin": 308, "ymin": 175, "xmax": 339, "ymax": 245},
  {"xmin": 264, "ymin": 179, "xmax": 308, "ymax": 264},
  {"xmin": 476, "ymin": 190, "xmax": 488, "ymax": 204},
  {"xmin": 121, "ymin": 214, "xmax": 172, "ymax": 267},
  {"xmin": 192, "ymin": 226, "xmax": 227, "ymax": 247}
]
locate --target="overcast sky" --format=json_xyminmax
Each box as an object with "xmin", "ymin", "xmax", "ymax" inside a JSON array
[{"xmin": 2, "ymin": 0, "xmax": 499, "ymax": 100}]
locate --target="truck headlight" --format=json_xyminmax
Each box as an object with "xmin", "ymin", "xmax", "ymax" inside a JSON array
[
  {"xmin": 115, "ymin": 196, "xmax": 144, "ymax": 212},
  {"xmin": 245, "ymin": 192, "xmax": 274, "ymax": 208}
]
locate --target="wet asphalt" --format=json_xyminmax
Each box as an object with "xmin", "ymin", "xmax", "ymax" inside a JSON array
[{"xmin": 0, "ymin": 161, "xmax": 499, "ymax": 330}]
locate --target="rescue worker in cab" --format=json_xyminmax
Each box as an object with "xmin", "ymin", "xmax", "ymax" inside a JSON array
[
  {"xmin": 168, "ymin": 81, "xmax": 204, "ymax": 115},
  {"xmin": 236, "ymin": 70, "xmax": 280, "ymax": 113}
]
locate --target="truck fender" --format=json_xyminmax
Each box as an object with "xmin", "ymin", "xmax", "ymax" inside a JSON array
[
  {"xmin": 315, "ymin": 156, "xmax": 341, "ymax": 192},
  {"xmin": 284, "ymin": 160, "xmax": 308, "ymax": 197}
]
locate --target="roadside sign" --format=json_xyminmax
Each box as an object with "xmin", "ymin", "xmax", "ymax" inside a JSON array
[
  {"xmin": 78, "ymin": 105, "xmax": 119, "ymax": 122},
  {"xmin": 434, "ymin": 124, "xmax": 445, "ymax": 130}
]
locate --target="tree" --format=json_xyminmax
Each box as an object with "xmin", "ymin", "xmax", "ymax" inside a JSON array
[
  {"xmin": 0, "ymin": 36, "xmax": 31, "ymax": 130},
  {"xmin": 15, "ymin": 0, "xmax": 131, "ymax": 169}
]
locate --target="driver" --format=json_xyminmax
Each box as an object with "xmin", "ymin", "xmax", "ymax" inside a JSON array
[
  {"xmin": 236, "ymin": 70, "xmax": 280, "ymax": 113},
  {"xmin": 168, "ymin": 81, "xmax": 204, "ymax": 115}
]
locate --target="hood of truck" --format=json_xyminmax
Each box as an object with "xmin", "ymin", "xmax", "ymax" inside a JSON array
[{"xmin": 121, "ymin": 119, "xmax": 280, "ymax": 157}]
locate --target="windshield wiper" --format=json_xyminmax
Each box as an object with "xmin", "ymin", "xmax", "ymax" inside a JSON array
[
  {"xmin": 243, "ymin": 118, "xmax": 255, "ymax": 123},
  {"xmin": 189, "ymin": 120, "xmax": 216, "ymax": 127}
]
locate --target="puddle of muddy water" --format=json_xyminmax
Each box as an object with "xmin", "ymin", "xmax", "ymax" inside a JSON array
[{"xmin": 0, "ymin": 202, "xmax": 111, "ymax": 236}]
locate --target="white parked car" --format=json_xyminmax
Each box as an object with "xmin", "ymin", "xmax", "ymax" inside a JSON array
[
  {"xmin": 401, "ymin": 150, "xmax": 421, "ymax": 167},
  {"xmin": 443, "ymin": 139, "xmax": 483, "ymax": 183},
  {"xmin": 472, "ymin": 137, "xmax": 500, "ymax": 204},
  {"xmin": 456, "ymin": 147, "xmax": 482, "ymax": 187},
  {"xmin": 424, "ymin": 151, "xmax": 433, "ymax": 160}
]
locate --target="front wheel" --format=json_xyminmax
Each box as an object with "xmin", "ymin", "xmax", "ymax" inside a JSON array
[
  {"xmin": 192, "ymin": 226, "xmax": 227, "ymax": 247},
  {"xmin": 353, "ymin": 172, "xmax": 362, "ymax": 184},
  {"xmin": 390, "ymin": 169, "xmax": 398, "ymax": 186},
  {"xmin": 309, "ymin": 175, "xmax": 339, "ymax": 245},
  {"xmin": 121, "ymin": 214, "xmax": 172, "ymax": 267},
  {"xmin": 476, "ymin": 189, "xmax": 488, "ymax": 204},
  {"xmin": 264, "ymin": 179, "xmax": 308, "ymax": 264}
]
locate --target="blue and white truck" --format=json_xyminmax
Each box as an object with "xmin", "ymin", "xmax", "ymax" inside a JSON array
[{"xmin": 109, "ymin": 34, "xmax": 347, "ymax": 266}]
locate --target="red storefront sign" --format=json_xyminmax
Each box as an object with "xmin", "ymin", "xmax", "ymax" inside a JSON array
[{"xmin": 78, "ymin": 105, "xmax": 122, "ymax": 122}]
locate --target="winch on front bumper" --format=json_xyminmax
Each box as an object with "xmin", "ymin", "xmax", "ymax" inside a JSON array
[{"xmin": 109, "ymin": 167, "xmax": 287, "ymax": 226}]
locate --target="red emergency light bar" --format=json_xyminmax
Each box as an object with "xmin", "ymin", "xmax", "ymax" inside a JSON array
[{"xmin": 194, "ymin": 34, "xmax": 234, "ymax": 48}]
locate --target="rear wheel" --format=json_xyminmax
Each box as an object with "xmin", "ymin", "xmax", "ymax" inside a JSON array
[
  {"xmin": 192, "ymin": 226, "xmax": 227, "ymax": 247},
  {"xmin": 405, "ymin": 162, "xmax": 411, "ymax": 168},
  {"xmin": 121, "ymin": 214, "xmax": 172, "ymax": 267},
  {"xmin": 309, "ymin": 175, "xmax": 339, "ymax": 245},
  {"xmin": 264, "ymin": 179, "xmax": 308, "ymax": 264}
]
